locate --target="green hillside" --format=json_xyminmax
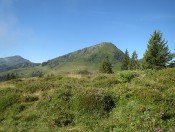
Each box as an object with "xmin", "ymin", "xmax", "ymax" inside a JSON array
[
  {"xmin": 42, "ymin": 42, "xmax": 124, "ymax": 73},
  {"xmin": 0, "ymin": 68, "xmax": 175, "ymax": 131}
]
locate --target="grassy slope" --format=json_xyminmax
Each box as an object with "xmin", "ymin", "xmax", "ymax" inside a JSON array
[{"xmin": 0, "ymin": 68, "xmax": 175, "ymax": 131}]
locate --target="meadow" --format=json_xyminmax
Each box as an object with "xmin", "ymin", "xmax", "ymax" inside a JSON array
[{"xmin": 0, "ymin": 68, "xmax": 175, "ymax": 132}]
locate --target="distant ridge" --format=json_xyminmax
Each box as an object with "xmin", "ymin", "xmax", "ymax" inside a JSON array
[{"xmin": 0, "ymin": 56, "xmax": 39, "ymax": 71}]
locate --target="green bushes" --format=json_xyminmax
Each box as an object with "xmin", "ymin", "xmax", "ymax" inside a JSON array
[{"xmin": 118, "ymin": 71, "xmax": 139, "ymax": 83}]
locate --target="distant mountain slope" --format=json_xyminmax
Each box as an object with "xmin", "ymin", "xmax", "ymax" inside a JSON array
[
  {"xmin": 0, "ymin": 56, "xmax": 39, "ymax": 71},
  {"xmin": 42, "ymin": 42, "xmax": 124, "ymax": 72}
]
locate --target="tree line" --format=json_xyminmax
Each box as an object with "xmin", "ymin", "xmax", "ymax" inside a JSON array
[{"xmin": 100, "ymin": 30, "xmax": 175, "ymax": 73}]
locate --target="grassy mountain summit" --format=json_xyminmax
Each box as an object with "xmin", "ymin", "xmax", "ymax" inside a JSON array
[
  {"xmin": 42, "ymin": 42, "xmax": 124, "ymax": 73},
  {"xmin": 0, "ymin": 56, "xmax": 39, "ymax": 72}
]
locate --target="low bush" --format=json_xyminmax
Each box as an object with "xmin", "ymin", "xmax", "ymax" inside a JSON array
[
  {"xmin": 76, "ymin": 69, "xmax": 92, "ymax": 75},
  {"xmin": 119, "ymin": 71, "xmax": 139, "ymax": 83},
  {"xmin": 24, "ymin": 95, "xmax": 39, "ymax": 102},
  {"xmin": 53, "ymin": 111, "xmax": 75, "ymax": 127}
]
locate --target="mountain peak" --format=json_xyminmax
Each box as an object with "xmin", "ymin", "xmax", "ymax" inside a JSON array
[
  {"xmin": 42, "ymin": 42, "xmax": 124, "ymax": 72},
  {"xmin": 0, "ymin": 55, "xmax": 39, "ymax": 71}
]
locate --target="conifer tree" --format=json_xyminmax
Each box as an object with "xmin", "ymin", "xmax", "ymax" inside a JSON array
[
  {"xmin": 100, "ymin": 56, "xmax": 113, "ymax": 74},
  {"xmin": 129, "ymin": 50, "xmax": 139, "ymax": 70},
  {"xmin": 142, "ymin": 30, "xmax": 172, "ymax": 69},
  {"xmin": 121, "ymin": 49, "xmax": 130, "ymax": 70}
]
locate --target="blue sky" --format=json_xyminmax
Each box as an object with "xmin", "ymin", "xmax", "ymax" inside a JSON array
[{"xmin": 0, "ymin": 0, "xmax": 175, "ymax": 63}]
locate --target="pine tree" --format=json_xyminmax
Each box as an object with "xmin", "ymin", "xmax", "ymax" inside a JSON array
[
  {"xmin": 129, "ymin": 50, "xmax": 139, "ymax": 70},
  {"xmin": 142, "ymin": 30, "xmax": 172, "ymax": 69},
  {"xmin": 100, "ymin": 56, "xmax": 113, "ymax": 74},
  {"xmin": 121, "ymin": 49, "xmax": 130, "ymax": 70}
]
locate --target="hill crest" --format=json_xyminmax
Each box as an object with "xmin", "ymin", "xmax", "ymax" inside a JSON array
[{"xmin": 42, "ymin": 42, "xmax": 124, "ymax": 72}]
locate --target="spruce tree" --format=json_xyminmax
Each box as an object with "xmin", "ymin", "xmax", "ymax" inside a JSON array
[
  {"xmin": 121, "ymin": 49, "xmax": 130, "ymax": 70},
  {"xmin": 129, "ymin": 50, "xmax": 139, "ymax": 70},
  {"xmin": 142, "ymin": 30, "xmax": 172, "ymax": 69},
  {"xmin": 100, "ymin": 56, "xmax": 113, "ymax": 74}
]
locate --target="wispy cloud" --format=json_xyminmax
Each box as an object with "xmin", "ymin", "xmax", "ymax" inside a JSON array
[
  {"xmin": 139, "ymin": 14, "xmax": 175, "ymax": 22},
  {"xmin": 152, "ymin": 15, "xmax": 175, "ymax": 21},
  {"xmin": 0, "ymin": 0, "xmax": 36, "ymax": 47}
]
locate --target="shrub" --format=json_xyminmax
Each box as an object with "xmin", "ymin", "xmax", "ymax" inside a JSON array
[
  {"xmin": 31, "ymin": 71, "xmax": 44, "ymax": 77},
  {"xmin": 119, "ymin": 71, "xmax": 138, "ymax": 83},
  {"xmin": 53, "ymin": 111, "xmax": 75, "ymax": 127},
  {"xmin": 76, "ymin": 69, "xmax": 92, "ymax": 75},
  {"xmin": 24, "ymin": 95, "xmax": 39, "ymax": 102},
  {"xmin": 15, "ymin": 104, "xmax": 26, "ymax": 113}
]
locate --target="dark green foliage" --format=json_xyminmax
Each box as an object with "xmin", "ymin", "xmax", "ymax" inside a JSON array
[
  {"xmin": 103, "ymin": 95, "xmax": 116, "ymax": 112},
  {"xmin": 129, "ymin": 50, "xmax": 139, "ymax": 70},
  {"xmin": 0, "ymin": 73, "xmax": 18, "ymax": 82},
  {"xmin": 100, "ymin": 57, "xmax": 113, "ymax": 74},
  {"xmin": 142, "ymin": 30, "xmax": 172, "ymax": 69},
  {"xmin": 121, "ymin": 49, "xmax": 130, "ymax": 70},
  {"xmin": 6, "ymin": 73, "xmax": 17, "ymax": 80}
]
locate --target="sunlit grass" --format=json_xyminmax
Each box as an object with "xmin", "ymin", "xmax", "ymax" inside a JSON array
[{"xmin": 0, "ymin": 68, "xmax": 175, "ymax": 131}]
